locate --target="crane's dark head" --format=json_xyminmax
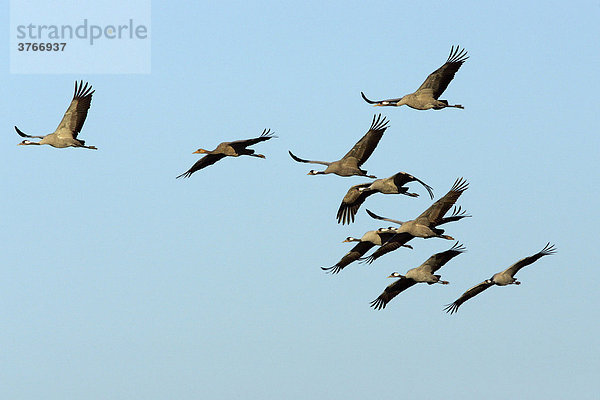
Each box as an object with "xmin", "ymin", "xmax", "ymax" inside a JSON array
[
  {"xmin": 193, "ymin": 148, "xmax": 209, "ymax": 154},
  {"xmin": 18, "ymin": 140, "xmax": 36, "ymax": 146},
  {"xmin": 307, "ymin": 170, "xmax": 324, "ymax": 175},
  {"xmin": 343, "ymin": 237, "xmax": 359, "ymax": 243},
  {"xmin": 387, "ymin": 272, "xmax": 404, "ymax": 279}
]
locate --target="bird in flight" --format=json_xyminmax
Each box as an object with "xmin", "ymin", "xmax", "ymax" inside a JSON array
[
  {"xmin": 365, "ymin": 177, "xmax": 469, "ymax": 250},
  {"xmin": 444, "ymin": 243, "xmax": 557, "ymax": 314},
  {"xmin": 321, "ymin": 227, "xmax": 412, "ymax": 275},
  {"xmin": 176, "ymin": 129, "xmax": 276, "ymax": 178},
  {"xmin": 336, "ymin": 171, "xmax": 434, "ymax": 225},
  {"xmin": 15, "ymin": 81, "xmax": 97, "ymax": 149},
  {"xmin": 288, "ymin": 114, "xmax": 389, "ymax": 178},
  {"xmin": 361, "ymin": 46, "xmax": 468, "ymax": 110},
  {"xmin": 370, "ymin": 242, "xmax": 466, "ymax": 310}
]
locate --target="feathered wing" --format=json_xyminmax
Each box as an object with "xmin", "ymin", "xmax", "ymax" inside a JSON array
[
  {"xmin": 370, "ymin": 277, "xmax": 417, "ymax": 310},
  {"xmin": 288, "ymin": 150, "xmax": 331, "ymax": 166},
  {"xmin": 416, "ymin": 177, "xmax": 468, "ymax": 226},
  {"xmin": 360, "ymin": 91, "xmax": 402, "ymax": 105},
  {"xmin": 418, "ymin": 242, "xmax": 466, "ymax": 274},
  {"xmin": 337, "ymin": 183, "xmax": 375, "ymax": 224},
  {"xmin": 322, "ymin": 241, "xmax": 375, "ymax": 274},
  {"xmin": 502, "ymin": 243, "xmax": 557, "ymax": 277},
  {"xmin": 443, "ymin": 280, "xmax": 494, "ymax": 314},
  {"xmin": 392, "ymin": 172, "xmax": 434, "ymax": 199},
  {"xmin": 365, "ymin": 208, "xmax": 404, "ymax": 225},
  {"xmin": 55, "ymin": 80, "xmax": 95, "ymax": 139},
  {"xmin": 438, "ymin": 206, "xmax": 471, "ymax": 226},
  {"xmin": 229, "ymin": 129, "xmax": 276, "ymax": 151},
  {"xmin": 176, "ymin": 154, "xmax": 227, "ymax": 178},
  {"xmin": 360, "ymin": 232, "xmax": 413, "ymax": 264},
  {"xmin": 340, "ymin": 114, "xmax": 389, "ymax": 167},
  {"xmin": 416, "ymin": 46, "xmax": 468, "ymax": 99},
  {"xmin": 14, "ymin": 126, "xmax": 44, "ymax": 139}
]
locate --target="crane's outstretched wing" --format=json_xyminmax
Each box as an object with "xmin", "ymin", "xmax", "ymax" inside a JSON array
[
  {"xmin": 340, "ymin": 114, "xmax": 389, "ymax": 167},
  {"xmin": 288, "ymin": 150, "xmax": 331, "ymax": 166},
  {"xmin": 230, "ymin": 129, "xmax": 277, "ymax": 151},
  {"xmin": 443, "ymin": 280, "xmax": 494, "ymax": 314},
  {"xmin": 14, "ymin": 126, "xmax": 44, "ymax": 139},
  {"xmin": 502, "ymin": 243, "xmax": 557, "ymax": 277},
  {"xmin": 176, "ymin": 154, "xmax": 227, "ymax": 178},
  {"xmin": 360, "ymin": 232, "xmax": 413, "ymax": 264},
  {"xmin": 370, "ymin": 277, "xmax": 417, "ymax": 310},
  {"xmin": 55, "ymin": 80, "xmax": 95, "ymax": 138},
  {"xmin": 392, "ymin": 172, "xmax": 434, "ymax": 199},
  {"xmin": 322, "ymin": 241, "xmax": 375, "ymax": 274},
  {"xmin": 416, "ymin": 46, "xmax": 468, "ymax": 99},
  {"xmin": 438, "ymin": 206, "xmax": 471, "ymax": 226},
  {"xmin": 365, "ymin": 208, "xmax": 404, "ymax": 225},
  {"xmin": 416, "ymin": 177, "xmax": 468, "ymax": 226},
  {"xmin": 360, "ymin": 92, "xmax": 402, "ymax": 105},
  {"xmin": 418, "ymin": 242, "xmax": 466, "ymax": 274},
  {"xmin": 337, "ymin": 183, "xmax": 375, "ymax": 225}
]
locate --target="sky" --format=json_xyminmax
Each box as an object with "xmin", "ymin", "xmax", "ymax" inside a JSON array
[{"xmin": 2, "ymin": 1, "xmax": 600, "ymax": 399}]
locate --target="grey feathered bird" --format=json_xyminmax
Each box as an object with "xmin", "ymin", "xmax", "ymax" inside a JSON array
[
  {"xmin": 360, "ymin": 198, "xmax": 471, "ymax": 265},
  {"xmin": 444, "ymin": 243, "xmax": 557, "ymax": 314},
  {"xmin": 177, "ymin": 129, "xmax": 276, "ymax": 178},
  {"xmin": 361, "ymin": 46, "xmax": 468, "ymax": 110},
  {"xmin": 370, "ymin": 242, "xmax": 466, "ymax": 310},
  {"xmin": 15, "ymin": 81, "xmax": 97, "ymax": 149},
  {"xmin": 288, "ymin": 114, "xmax": 389, "ymax": 178},
  {"xmin": 322, "ymin": 228, "xmax": 412, "ymax": 274},
  {"xmin": 337, "ymin": 171, "xmax": 434, "ymax": 225},
  {"xmin": 369, "ymin": 177, "xmax": 469, "ymax": 241}
]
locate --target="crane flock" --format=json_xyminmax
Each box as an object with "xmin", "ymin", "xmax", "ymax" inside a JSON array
[{"xmin": 14, "ymin": 46, "xmax": 556, "ymax": 315}]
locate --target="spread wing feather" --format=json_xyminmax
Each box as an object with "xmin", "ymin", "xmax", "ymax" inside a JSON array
[
  {"xmin": 416, "ymin": 177, "xmax": 468, "ymax": 226},
  {"xmin": 337, "ymin": 184, "xmax": 375, "ymax": 224},
  {"xmin": 229, "ymin": 129, "xmax": 276, "ymax": 151},
  {"xmin": 322, "ymin": 241, "xmax": 375, "ymax": 274},
  {"xmin": 443, "ymin": 280, "xmax": 494, "ymax": 314},
  {"xmin": 418, "ymin": 242, "xmax": 465, "ymax": 274},
  {"xmin": 502, "ymin": 243, "xmax": 557, "ymax": 277},
  {"xmin": 56, "ymin": 80, "xmax": 95, "ymax": 139},
  {"xmin": 370, "ymin": 278, "xmax": 417, "ymax": 310},
  {"xmin": 341, "ymin": 114, "xmax": 389, "ymax": 167},
  {"xmin": 176, "ymin": 154, "xmax": 227, "ymax": 178},
  {"xmin": 416, "ymin": 46, "xmax": 468, "ymax": 99}
]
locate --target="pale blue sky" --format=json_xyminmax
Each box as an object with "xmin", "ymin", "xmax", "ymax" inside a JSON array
[{"xmin": 2, "ymin": 1, "xmax": 599, "ymax": 399}]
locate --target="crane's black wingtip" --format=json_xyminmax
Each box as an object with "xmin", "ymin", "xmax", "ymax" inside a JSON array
[
  {"xmin": 288, "ymin": 150, "xmax": 305, "ymax": 163},
  {"xmin": 540, "ymin": 242, "xmax": 557, "ymax": 256},
  {"xmin": 361, "ymin": 91, "xmax": 377, "ymax": 104},
  {"xmin": 369, "ymin": 298, "xmax": 386, "ymax": 310},
  {"xmin": 443, "ymin": 303, "xmax": 460, "ymax": 314},
  {"xmin": 14, "ymin": 126, "xmax": 26, "ymax": 137},
  {"xmin": 321, "ymin": 265, "xmax": 341, "ymax": 274}
]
